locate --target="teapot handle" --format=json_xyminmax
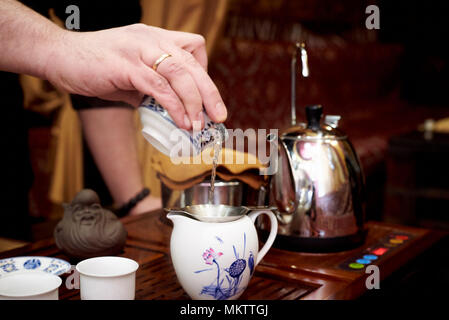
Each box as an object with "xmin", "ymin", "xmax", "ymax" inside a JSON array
[{"xmin": 248, "ymin": 210, "xmax": 278, "ymax": 266}]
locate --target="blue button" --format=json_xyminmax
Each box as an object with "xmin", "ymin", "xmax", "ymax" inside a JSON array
[
  {"xmin": 363, "ymin": 255, "xmax": 378, "ymax": 260},
  {"xmin": 356, "ymin": 259, "xmax": 371, "ymax": 264}
]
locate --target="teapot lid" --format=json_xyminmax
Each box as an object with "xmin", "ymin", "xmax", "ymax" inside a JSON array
[{"xmin": 282, "ymin": 105, "xmax": 347, "ymax": 141}]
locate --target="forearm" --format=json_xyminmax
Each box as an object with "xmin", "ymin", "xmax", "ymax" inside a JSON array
[
  {"xmin": 0, "ymin": 1, "xmax": 227, "ymax": 126},
  {"xmin": 0, "ymin": 0, "xmax": 65, "ymax": 78},
  {"xmin": 78, "ymin": 107, "xmax": 144, "ymax": 205},
  {"xmin": 79, "ymin": 106, "xmax": 161, "ymax": 215}
]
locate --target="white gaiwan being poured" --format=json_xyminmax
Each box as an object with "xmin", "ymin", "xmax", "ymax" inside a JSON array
[{"xmin": 166, "ymin": 204, "xmax": 278, "ymax": 300}]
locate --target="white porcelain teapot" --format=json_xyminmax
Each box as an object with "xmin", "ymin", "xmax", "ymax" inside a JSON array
[{"xmin": 166, "ymin": 204, "xmax": 278, "ymax": 300}]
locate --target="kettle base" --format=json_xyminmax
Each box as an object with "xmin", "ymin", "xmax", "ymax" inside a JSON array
[{"xmin": 259, "ymin": 229, "xmax": 367, "ymax": 253}]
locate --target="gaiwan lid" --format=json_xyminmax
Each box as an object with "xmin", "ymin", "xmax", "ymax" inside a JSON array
[{"xmin": 282, "ymin": 105, "xmax": 347, "ymax": 141}]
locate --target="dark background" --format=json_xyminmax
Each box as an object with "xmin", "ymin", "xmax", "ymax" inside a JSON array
[{"xmin": 1, "ymin": 0, "xmax": 448, "ymax": 276}]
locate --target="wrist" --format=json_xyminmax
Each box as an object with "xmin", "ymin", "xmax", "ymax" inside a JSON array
[
  {"xmin": 115, "ymin": 188, "xmax": 151, "ymax": 217},
  {"xmin": 39, "ymin": 26, "xmax": 74, "ymax": 82},
  {"xmin": 129, "ymin": 196, "xmax": 162, "ymax": 216}
]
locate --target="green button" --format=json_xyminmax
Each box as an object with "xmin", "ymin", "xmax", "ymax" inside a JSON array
[{"xmin": 349, "ymin": 263, "xmax": 365, "ymax": 269}]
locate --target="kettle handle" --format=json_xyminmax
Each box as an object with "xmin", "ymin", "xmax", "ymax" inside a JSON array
[{"xmin": 248, "ymin": 210, "xmax": 278, "ymax": 266}]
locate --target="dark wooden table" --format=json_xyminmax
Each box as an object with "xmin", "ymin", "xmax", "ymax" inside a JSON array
[{"xmin": 0, "ymin": 210, "xmax": 445, "ymax": 300}]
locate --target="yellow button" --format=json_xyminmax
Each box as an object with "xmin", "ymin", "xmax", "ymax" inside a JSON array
[{"xmin": 390, "ymin": 238, "xmax": 403, "ymax": 244}]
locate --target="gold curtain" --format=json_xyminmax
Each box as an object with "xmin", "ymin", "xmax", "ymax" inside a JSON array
[
  {"xmin": 140, "ymin": 0, "xmax": 229, "ymax": 56},
  {"xmin": 21, "ymin": 1, "xmax": 229, "ymax": 208}
]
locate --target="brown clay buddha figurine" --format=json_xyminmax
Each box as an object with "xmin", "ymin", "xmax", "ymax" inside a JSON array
[{"xmin": 54, "ymin": 189, "xmax": 127, "ymax": 260}]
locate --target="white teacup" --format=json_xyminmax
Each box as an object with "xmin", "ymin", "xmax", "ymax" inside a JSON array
[
  {"xmin": 76, "ymin": 256, "xmax": 139, "ymax": 300},
  {"xmin": 0, "ymin": 273, "xmax": 62, "ymax": 300}
]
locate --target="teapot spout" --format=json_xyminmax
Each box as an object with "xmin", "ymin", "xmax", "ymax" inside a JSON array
[{"xmin": 166, "ymin": 211, "xmax": 192, "ymax": 225}]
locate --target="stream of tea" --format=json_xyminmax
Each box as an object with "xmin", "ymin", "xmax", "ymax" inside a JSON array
[{"xmin": 208, "ymin": 135, "xmax": 223, "ymax": 204}]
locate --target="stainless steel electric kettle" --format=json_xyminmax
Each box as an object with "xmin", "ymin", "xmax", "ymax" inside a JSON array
[{"xmin": 258, "ymin": 43, "xmax": 366, "ymax": 252}]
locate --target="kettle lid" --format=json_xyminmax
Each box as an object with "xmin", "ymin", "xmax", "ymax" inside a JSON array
[{"xmin": 282, "ymin": 105, "xmax": 347, "ymax": 141}]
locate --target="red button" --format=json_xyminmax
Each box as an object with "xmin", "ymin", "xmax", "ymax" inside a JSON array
[
  {"xmin": 372, "ymin": 247, "xmax": 388, "ymax": 256},
  {"xmin": 395, "ymin": 235, "xmax": 409, "ymax": 240}
]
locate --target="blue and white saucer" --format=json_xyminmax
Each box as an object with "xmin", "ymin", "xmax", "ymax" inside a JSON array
[{"xmin": 0, "ymin": 256, "xmax": 71, "ymax": 278}]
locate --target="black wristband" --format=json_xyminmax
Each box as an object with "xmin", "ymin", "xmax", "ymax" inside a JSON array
[{"xmin": 115, "ymin": 187, "xmax": 150, "ymax": 217}]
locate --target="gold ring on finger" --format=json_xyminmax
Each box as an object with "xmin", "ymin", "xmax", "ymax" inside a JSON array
[{"xmin": 152, "ymin": 53, "xmax": 172, "ymax": 71}]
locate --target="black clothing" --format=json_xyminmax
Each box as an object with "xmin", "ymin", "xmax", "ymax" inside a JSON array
[{"xmin": 0, "ymin": 72, "xmax": 33, "ymax": 240}]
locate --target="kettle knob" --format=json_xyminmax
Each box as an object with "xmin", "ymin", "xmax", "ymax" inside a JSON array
[{"xmin": 305, "ymin": 105, "xmax": 323, "ymax": 130}]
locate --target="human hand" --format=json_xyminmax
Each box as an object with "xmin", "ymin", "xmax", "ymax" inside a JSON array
[{"xmin": 44, "ymin": 24, "xmax": 227, "ymax": 129}]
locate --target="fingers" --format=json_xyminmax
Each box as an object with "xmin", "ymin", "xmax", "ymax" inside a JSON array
[
  {"xmin": 168, "ymin": 31, "xmax": 208, "ymax": 70},
  {"xmin": 177, "ymin": 50, "xmax": 227, "ymax": 123},
  {"xmin": 135, "ymin": 28, "xmax": 227, "ymax": 127},
  {"xmin": 131, "ymin": 64, "xmax": 191, "ymax": 130},
  {"xmin": 190, "ymin": 43, "xmax": 208, "ymax": 71},
  {"xmin": 155, "ymin": 54, "xmax": 205, "ymax": 129},
  {"xmin": 156, "ymin": 43, "xmax": 227, "ymax": 124}
]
